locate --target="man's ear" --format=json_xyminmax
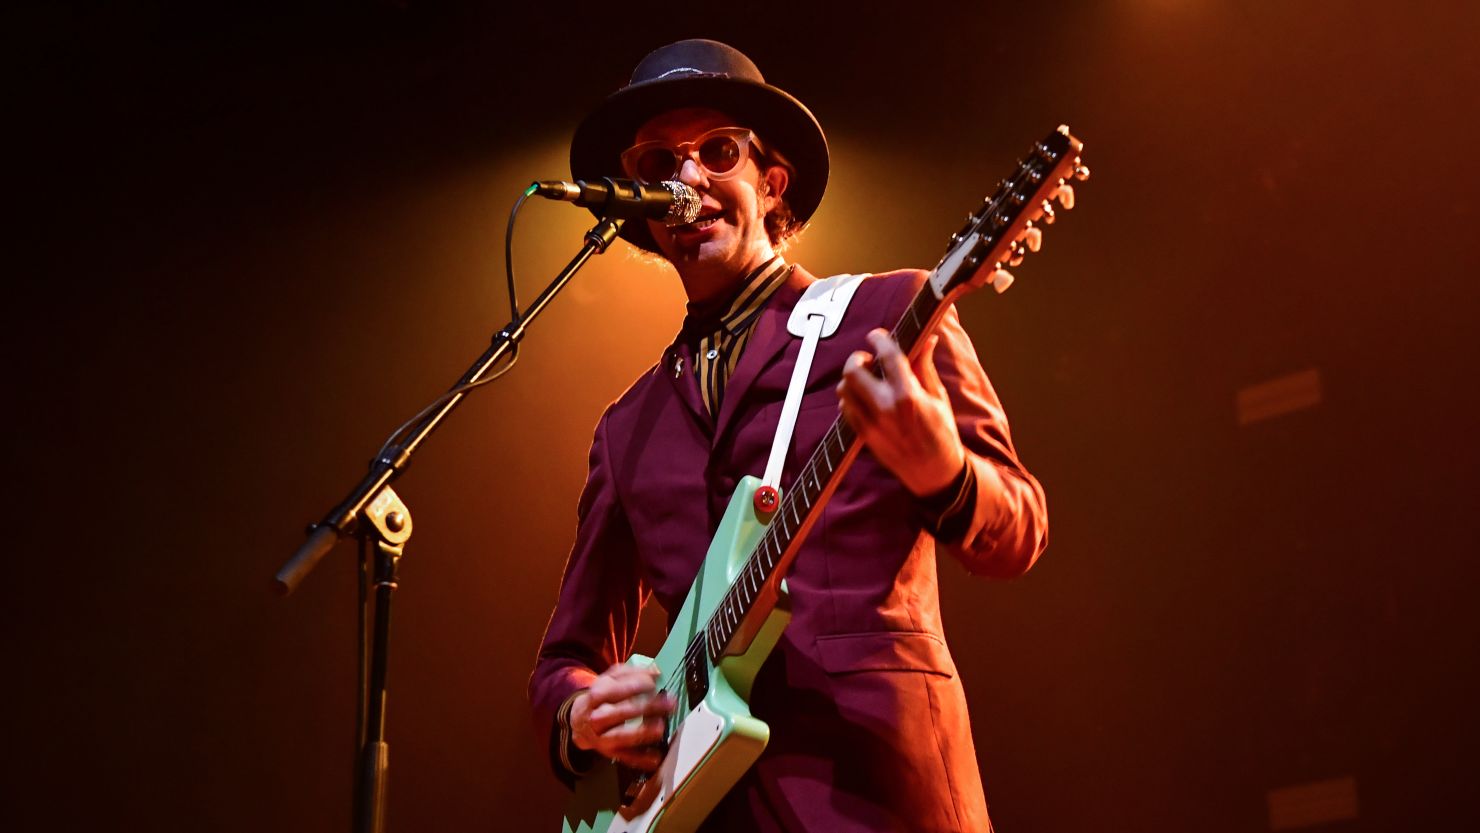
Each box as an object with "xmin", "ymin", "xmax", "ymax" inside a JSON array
[{"xmin": 761, "ymin": 165, "xmax": 790, "ymax": 212}]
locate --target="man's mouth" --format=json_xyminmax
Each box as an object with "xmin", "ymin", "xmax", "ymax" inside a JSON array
[{"xmin": 683, "ymin": 211, "xmax": 723, "ymax": 230}]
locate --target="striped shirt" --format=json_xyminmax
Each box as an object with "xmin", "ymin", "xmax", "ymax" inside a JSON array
[{"xmin": 681, "ymin": 256, "xmax": 795, "ymax": 415}]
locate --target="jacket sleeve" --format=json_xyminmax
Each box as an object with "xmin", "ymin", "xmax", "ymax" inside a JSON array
[
  {"xmin": 867, "ymin": 267, "xmax": 1048, "ymax": 578},
  {"xmin": 927, "ymin": 301, "xmax": 1049, "ymax": 577},
  {"xmin": 527, "ymin": 410, "xmax": 649, "ymax": 784}
]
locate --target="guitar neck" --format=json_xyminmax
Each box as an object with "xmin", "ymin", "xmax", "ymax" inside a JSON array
[{"xmin": 703, "ymin": 280, "xmax": 957, "ymax": 662}]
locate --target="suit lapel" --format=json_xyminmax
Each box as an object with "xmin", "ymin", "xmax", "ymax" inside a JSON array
[
  {"xmin": 659, "ymin": 343, "xmax": 712, "ymax": 434},
  {"xmin": 712, "ymin": 266, "xmax": 816, "ymax": 449}
]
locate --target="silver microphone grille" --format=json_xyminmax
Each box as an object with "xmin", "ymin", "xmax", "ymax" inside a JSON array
[{"xmin": 659, "ymin": 181, "xmax": 702, "ymax": 226}]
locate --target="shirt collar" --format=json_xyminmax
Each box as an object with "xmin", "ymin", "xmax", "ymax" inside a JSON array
[{"xmin": 679, "ymin": 255, "xmax": 790, "ymax": 341}]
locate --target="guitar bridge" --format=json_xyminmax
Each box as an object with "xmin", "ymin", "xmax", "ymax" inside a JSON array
[
  {"xmin": 616, "ymin": 726, "xmax": 672, "ymax": 807},
  {"xmin": 618, "ymin": 767, "xmax": 647, "ymax": 807}
]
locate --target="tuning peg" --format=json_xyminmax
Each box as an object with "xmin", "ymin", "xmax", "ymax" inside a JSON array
[
  {"xmin": 1073, "ymin": 160, "xmax": 1091, "ymax": 181},
  {"xmin": 1039, "ymin": 200, "xmax": 1056, "ymax": 225},
  {"xmin": 1007, "ymin": 242, "xmax": 1025, "ymax": 267},
  {"xmin": 989, "ymin": 268, "xmax": 1015, "ymax": 294},
  {"xmin": 1022, "ymin": 224, "xmax": 1043, "ymax": 252},
  {"xmin": 1054, "ymin": 181, "xmax": 1076, "ymax": 210}
]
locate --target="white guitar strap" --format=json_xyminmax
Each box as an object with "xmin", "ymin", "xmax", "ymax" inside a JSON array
[{"xmin": 761, "ymin": 273, "xmax": 870, "ymax": 493}]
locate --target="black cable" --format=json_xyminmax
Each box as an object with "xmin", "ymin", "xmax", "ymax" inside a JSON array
[
  {"xmin": 506, "ymin": 183, "xmax": 535, "ymax": 324},
  {"xmin": 370, "ymin": 184, "xmax": 537, "ymax": 461}
]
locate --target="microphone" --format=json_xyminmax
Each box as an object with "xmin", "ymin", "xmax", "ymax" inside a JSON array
[{"xmin": 533, "ymin": 178, "xmax": 701, "ymax": 226}]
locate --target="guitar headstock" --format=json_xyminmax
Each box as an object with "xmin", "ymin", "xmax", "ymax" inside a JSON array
[{"xmin": 929, "ymin": 125, "xmax": 1088, "ymax": 299}]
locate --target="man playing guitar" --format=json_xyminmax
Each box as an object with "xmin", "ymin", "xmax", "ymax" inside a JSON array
[{"xmin": 530, "ymin": 39, "xmax": 1049, "ymax": 833}]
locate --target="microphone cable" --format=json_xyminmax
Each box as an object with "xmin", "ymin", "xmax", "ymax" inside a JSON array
[{"xmin": 369, "ymin": 182, "xmax": 538, "ymax": 463}]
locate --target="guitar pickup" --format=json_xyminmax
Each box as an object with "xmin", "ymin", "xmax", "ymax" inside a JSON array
[{"xmin": 684, "ymin": 654, "xmax": 710, "ymax": 705}]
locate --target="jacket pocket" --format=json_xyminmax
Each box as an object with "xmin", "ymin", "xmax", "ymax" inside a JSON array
[{"xmin": 814, "ymin": 630, "xmax": 958, "ymax": 678}]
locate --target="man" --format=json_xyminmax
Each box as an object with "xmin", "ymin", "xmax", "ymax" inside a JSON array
[{"xmin": 530, "ymin": 39, "xmax": 1048, "ymax": 832}]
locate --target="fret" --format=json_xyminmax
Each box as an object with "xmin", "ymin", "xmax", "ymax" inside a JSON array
[
  {"xmin": 893, "ymin": 303, "xmax": 917, "ymax": 346},
  {"xmin": 898, "ymin": 294, "xmax": 929, "ymax": 349},
  {"xmin": 820, "ymin": 437, "xmax": 831, "ymax": 471}
]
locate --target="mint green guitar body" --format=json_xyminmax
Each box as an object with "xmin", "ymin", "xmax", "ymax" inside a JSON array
[{"xmin": 561, "ymin": 476, "xmax": 790, "ymax": 833}]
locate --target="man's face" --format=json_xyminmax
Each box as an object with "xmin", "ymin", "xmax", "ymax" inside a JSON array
[{"xmin": 630, "ymin": 108, "xmax": 788, "ymax": 280}]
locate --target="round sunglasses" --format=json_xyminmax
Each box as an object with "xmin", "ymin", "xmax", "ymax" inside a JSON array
[{"xmin": 620, "ymin": 127, "xmax": 768, "ymax": 185}]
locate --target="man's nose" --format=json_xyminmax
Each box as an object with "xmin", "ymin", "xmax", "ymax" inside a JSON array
[{"xmin": 677, "ymin": 157, "xmax": 706, "ymax": 187}]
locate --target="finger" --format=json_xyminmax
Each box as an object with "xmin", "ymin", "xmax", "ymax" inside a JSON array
[
  {"xmin": 912, "ymin": 333, "xmax": 947, "ymax": 398},
  {"xmin": 837, "ymin": 373, "xmax": 880, "ymax": 430},
  {"xmin": 587, "ymin": 667, "xmax": 660, "ymax": 706},
  {"xmin": 612, "ymin": 746, "xmax": 665, "ymax": 772},
  {"xmin": 605, "ymin": 662, "xmax": 661, "ymax": 682},
  {"xmin": 840, "ymin": 349, "xmax": 891, "ymax": 404},
  {"xmin": 597, "ymin": 714, "xmax": 669, "ymax": 750},
  {"xmin": 587, "ymin": 691, "xmax": 676, "ymax": 734},
  {"xmin": 866, "ymin": 329, "xmax": 912, "ymax": 392}
]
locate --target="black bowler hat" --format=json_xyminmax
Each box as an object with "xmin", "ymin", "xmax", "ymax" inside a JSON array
[{"xmin": 570, "ymin": 39, "xmax": 830, "ymax": 252}]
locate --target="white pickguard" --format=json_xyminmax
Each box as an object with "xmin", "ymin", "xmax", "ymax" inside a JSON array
[{"xmin": 608, "ymin": 701, "xmax": 726, "ymax": 833}]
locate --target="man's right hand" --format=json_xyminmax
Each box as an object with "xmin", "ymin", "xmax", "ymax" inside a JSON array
[{"xmin": 569, "ymin": 662, "xmax": 677, "ymax": 771}]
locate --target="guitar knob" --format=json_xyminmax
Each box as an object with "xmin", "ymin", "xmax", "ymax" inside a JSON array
[
  {"xmin": 1040, "ymin": 200, "xmax": 1056, "ymax": 224},
  {"xmin": 753, "ymin": 485, "xmax": 780, "ymax": 517},
  {"xmin": 989, "ymin": 268, "xmax": 1015, "ymax": 294},
  {"xmin": 1022, "ymin": 225, "xmax": 1043, "ymax": 252},
  {"xmin": 1073, "ymin": 161, "xmax": 1091, "ymax": 181},
  {"xmin": 1007, "ymin": 243, "xmax": 1025, "ymax": 267},
  {"xmin": 1054, "ymin": 182, "xmax": 1076, "ymax": 210}
]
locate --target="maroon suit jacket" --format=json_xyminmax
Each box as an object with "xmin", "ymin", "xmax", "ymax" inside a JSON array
[{"xmin": 530, "ymin": 266, "xmax": 1048, "ymax": 832}]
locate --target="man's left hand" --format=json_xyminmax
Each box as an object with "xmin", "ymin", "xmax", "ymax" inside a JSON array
[{"xmin": 837, "ymin": 329, "xmax": 966, "ymax": 497}]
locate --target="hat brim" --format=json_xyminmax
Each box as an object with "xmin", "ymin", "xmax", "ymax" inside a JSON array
[{"xmin": 570, "ymin": 75, "xmax": 829, "ymax": 253}]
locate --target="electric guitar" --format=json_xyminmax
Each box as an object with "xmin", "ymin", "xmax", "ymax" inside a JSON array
[{"xmin": 561, "ymin": 126, "xmax": 1088, "ymax": 833}]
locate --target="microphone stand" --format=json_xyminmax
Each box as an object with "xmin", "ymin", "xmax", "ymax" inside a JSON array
[{"xmin": 272, "ymin": 214, "xmax": 626, "ymax": 833}]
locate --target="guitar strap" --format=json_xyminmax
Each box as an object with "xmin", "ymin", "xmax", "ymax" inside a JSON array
[{"xmin": 761, "ymin": 273, "xmax": 870, "ymax": 493}]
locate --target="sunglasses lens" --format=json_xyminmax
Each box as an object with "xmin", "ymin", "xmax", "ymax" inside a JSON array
[
  {"xmin": 633, "ymin": 148, "xmax": 678, "ymax": 183},
  {"xmin": 698, "ymin": 134, "xmax": 743, "ymax": 174}
]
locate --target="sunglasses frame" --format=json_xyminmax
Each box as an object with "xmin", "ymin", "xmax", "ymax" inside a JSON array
[{"xmin": 620, "ymin": 127, "xmax": 769, "ymax": 185}]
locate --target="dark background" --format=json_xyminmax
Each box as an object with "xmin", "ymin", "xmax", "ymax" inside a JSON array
[{"xmin": 10, "ymin": 1, "xmax": 1479, "ymax": 830}]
